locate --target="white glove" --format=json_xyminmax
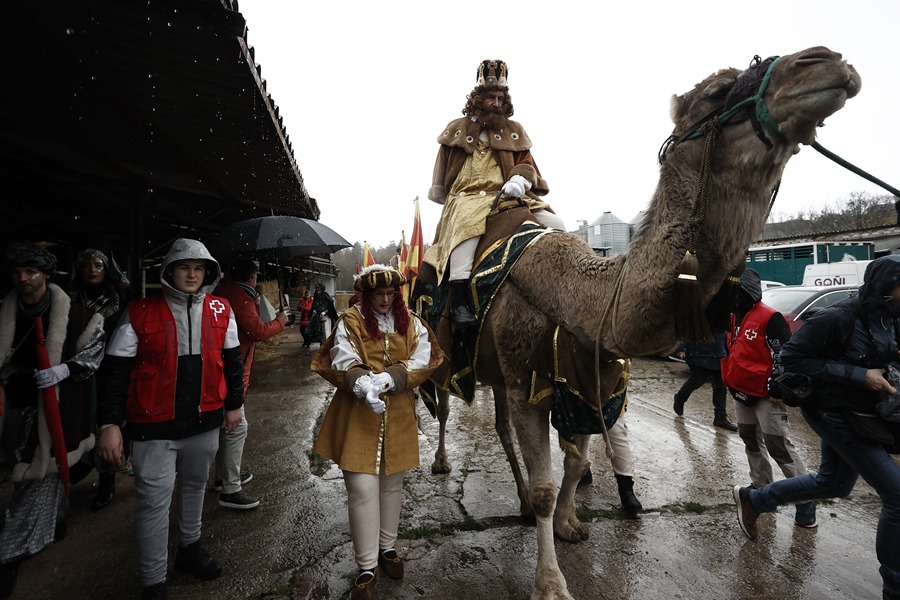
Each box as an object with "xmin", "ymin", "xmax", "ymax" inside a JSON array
[
  {"xmin": 35, "ymin": 363, "xmax": 70, "ymax": 389},
  {"xmin": 365, "ymin": 386, "xmax": 386, "ymax": 414},
  {"xmin": 352, "ymin": 374, "xmax": 374, "ymax": 399},
  {"xmin": 500, "ymin": 174, "xmax": 531, "ymax": 199},
  {"xmin": 371, "ymin": 371, "xmax": 395, "ymax": 392}
]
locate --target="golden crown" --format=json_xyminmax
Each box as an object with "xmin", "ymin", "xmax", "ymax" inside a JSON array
[{"xmin": 476, "ymin": 59, "xmax": 508, "ymax": 88}]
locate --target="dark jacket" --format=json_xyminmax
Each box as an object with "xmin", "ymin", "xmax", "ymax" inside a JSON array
[
  {"xmin": 780, "ymin": 255, "xmax": 900, "ymax": 412},
  {"xmin": 677, "ymin": 333, "xmax": 727, "ymax": 371}
]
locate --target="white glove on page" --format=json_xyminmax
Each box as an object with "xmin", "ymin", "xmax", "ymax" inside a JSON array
[
  {"xmin": 35, "ymin": 363, "xmax": 70, "ymax": 389},
  {"xmin": 500, "ymin": 174, "xmax": 531, "ymax": 199},
  {"xmin": 371, "ymin": 371, "xmax": 395, "ymax": 392},
  {"xmin": 365, "ymin": 386, "xmax": 386, "ymax": 414},
  {"xmin": 352, "ymin": 374, "xmax": 374, "ymax": 399}
]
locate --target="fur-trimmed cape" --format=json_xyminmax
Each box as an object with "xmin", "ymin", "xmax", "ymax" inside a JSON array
[{"xmin": 0, "ymin": 284, "xmax": 104, "ymax": 483}]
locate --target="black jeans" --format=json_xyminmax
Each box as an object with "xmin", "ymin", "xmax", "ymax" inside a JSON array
[{"xmin": 674, "ymin": 364, "xmax": 728, "ymax": 418}]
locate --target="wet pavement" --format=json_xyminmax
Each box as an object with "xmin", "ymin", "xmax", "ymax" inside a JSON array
[{"xmin": 4, "ymin": 327, "xmax": 890, "ymax": 599}]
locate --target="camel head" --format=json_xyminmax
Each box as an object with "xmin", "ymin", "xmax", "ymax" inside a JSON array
[
  {"xmin": 666, "ymin": 46, "xmax": 860, "ymax": 167},
  {"xmin": 642, "ymin": 47, "xmax": 861, "ymax": 342}
]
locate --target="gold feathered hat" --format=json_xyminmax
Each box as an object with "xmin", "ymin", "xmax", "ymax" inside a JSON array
[{"xmin": 353, "ymin": 264, "xmax": 407, "ymax": 292}]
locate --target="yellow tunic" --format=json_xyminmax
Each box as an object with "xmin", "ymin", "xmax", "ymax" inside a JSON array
[
  {"xmin": 423, "ymin": 142, "xmax": 503, "ymax": 283},
  {"xmin": 312, "ymin": 307, "xmax": 443, "ymax": 475}
]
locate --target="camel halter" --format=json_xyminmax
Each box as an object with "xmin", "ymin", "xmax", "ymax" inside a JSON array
[{"xmin": 663, "ymin": 54, "xmax": 900, "ymax": 219}]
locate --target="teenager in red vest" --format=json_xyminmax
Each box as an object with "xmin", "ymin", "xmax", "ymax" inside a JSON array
[
  {"xmin": 97, "ymin": 238, "xmax": 244, "ymax": 600},
  {"xmin": 721, "ymin": 268, "xmax": 816, "ymax": 528}
]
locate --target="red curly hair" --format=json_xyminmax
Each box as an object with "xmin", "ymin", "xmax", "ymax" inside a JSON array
[{"xmin": 358, "ymin": 288, "xmax": 410, "ymax": 341}]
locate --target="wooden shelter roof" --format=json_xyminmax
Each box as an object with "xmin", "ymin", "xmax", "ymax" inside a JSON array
[{"xmin": 1, "ymin": 0, "xmax": 318, "ymax": 268}]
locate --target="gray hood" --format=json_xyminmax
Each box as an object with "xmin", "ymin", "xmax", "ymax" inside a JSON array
[{"xmin": 159, "ymin": 238, "xmax": 222, "ymax": 300}]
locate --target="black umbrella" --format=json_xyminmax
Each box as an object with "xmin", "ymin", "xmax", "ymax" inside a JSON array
[
  {"xmin": 209, "ymin": 215, "xmax": 352, "ymax": 311},
  {"xmin": 209, "ymin": 215, "xmax": 352, "ymax": 258}
]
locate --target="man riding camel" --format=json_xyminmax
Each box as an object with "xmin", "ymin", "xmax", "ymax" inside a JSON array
[{"xmin": 423, "ymin": 59, "xmax": 565, "ymax": 329}]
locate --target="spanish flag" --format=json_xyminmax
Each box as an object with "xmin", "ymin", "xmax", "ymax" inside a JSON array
[
  {"xmin": 406, "ymin": 198, "xmax": 424, "ymax": 280},
  {"xmin": 398, "ymin": 230, "xmax": 410, "ymax": 302},
  {"xmin": 362, "ymin": 242, "xmax": 375, "ymax": 268}
]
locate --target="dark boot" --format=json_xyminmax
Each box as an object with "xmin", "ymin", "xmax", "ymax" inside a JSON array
[
  {"xmin": 615, "ymin": 474, "xmax": 643, "ymax": 516},
  {"xmin": 449, "ymin": 281, "xmax": 477, "ymax": 329},
  {"xmin": 0, "ymin": 560, "xmax": 21, "ymax": 600},
  {"xmin": 174, "ymin": 540, "xmax": 221, "ymax": 580},
  {"xmin": 673, "ymin": 392, "xmax": 685, "ymax": 416},
  {"xmin": 142, "ymin": 582, "xmax": 167, "ymax": 600},
  {"xmin": 92, "ymin": 471, "xmax": 116, "ymax": 511},
  {"xmin": 713, "ymin": 415, "xmax": 738, "ymax": 431},
  {"xmin": 712, "ymin": 388, "xmax": 737, "ymax": 431}
]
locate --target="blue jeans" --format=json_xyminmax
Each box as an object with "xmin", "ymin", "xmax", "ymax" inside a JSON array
[{"xmin": 749, "ymin": 408, "xmax": 900, "ymax": 595}]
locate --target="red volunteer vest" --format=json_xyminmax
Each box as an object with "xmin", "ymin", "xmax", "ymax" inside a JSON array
[
  {"xmin": 126, "ymin": 293, "xmax": 231, "ymax": 423},
  {"xmin": 721, "ymin": 302, "xmax": 777, "ymax": 397}
]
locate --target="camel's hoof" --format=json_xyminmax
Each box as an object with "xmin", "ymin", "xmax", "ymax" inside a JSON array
[
  {"xmin": 553, "ymin": 518, "xmax": 589, "ymax": 543},
  {"xmin": 554, "ymin": 526, "xmax": 583, "ymax": 544},
  {"xmin": 431, "ymin": 457, "xmax": 452, "ymax": 475}
]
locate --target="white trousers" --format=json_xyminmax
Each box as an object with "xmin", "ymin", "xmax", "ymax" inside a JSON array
[
  {"xmin": 448, "ymin": 209, "xmax": 567, "ymax": 281},
  {"xmin": 605, "ymin": 418, "xmax": 634, "ymax": 477},
  {"xmin": 343, "ymin": 468, "xmax": 406, "ymax": 571}
]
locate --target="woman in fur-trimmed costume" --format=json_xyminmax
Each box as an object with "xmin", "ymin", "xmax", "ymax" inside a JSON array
[{"xmin": 312, "ymin": 265, "xmax": 443, "ymax": 600}]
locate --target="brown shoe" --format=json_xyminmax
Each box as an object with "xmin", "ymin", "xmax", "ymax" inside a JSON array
[
  {"xmin": 350, "ymin": 571, "xmax": 376, "ymax": 600},
  {"xmin": 733, "ymin": 485, "xmax": 760, "ymax": 539},
  {"xmin": 378, "ymin": 548, "xmax": 404, "ymax": 579}
]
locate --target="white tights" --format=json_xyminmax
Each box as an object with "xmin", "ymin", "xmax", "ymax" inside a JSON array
[{"xmin": 343, "ymin": 468, "xmax": 406, "ymax": 571}]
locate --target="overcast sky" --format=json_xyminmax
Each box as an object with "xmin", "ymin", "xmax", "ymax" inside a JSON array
[{"xmin": 237, "ymin": 0, "xmax": 899, "ymax": 250}]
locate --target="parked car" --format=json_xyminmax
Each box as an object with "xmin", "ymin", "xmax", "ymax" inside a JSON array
[
  {"xmin": 760, "ymin": 280, "xmax": 787, "ymax": 290},
  {"xmin": 761, "ymin": 284, "xmax": 859, "ymax": 333}
]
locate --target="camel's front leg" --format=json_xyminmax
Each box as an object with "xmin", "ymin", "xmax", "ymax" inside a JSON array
[
  {"xmin": 492, "ymin": 386, "xmax": 534, "ymax": 519},
  {"xmin": 431, "ymin": 387, "xmax": 452, "ymax": 474},
  {"xmin": 555, "ymin": 433, "xmax": 591, "ymax": 542},
  {"xmin": 507, "ymin": 389, "xmax": 573, "ymax": 600}
]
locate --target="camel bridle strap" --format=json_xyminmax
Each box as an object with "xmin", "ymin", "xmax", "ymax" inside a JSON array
[{"xmin": 686, "ymin": 117, "xmax": 721, "ymax": 256}]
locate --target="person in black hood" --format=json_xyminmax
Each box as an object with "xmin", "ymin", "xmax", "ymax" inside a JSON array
[
  {"xmin": 732, "ymin": 256, "xmax": 900, "ymax": 600},
  {"xmin": 722, "ymin": 268, "xmax": 816, "ymax": 528}
]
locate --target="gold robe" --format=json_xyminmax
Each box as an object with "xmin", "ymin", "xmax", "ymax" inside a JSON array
[
  {"xmin": 312, "ymin": 307, "xmax": 443, "ymax": 475},
  {"xmin": 424, "ymin": 117, "xmax": 551, "ymax": 283}
]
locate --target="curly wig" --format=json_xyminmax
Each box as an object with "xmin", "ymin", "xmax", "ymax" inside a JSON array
[{"xmin": 462, "ymin": 85, "xmax": 514, "ymax": 119}]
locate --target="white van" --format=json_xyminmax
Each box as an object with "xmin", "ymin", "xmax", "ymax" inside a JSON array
[{"xmin": 802, "ymin": 260, "xmax": 872, "ymax": 287}]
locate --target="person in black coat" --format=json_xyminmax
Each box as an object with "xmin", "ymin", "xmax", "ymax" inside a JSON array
[{"xmin": 672, "ymin": 332, "xmax": 737, "ymax": 431}]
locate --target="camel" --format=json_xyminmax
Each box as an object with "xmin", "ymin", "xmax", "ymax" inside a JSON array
[{"xmin": 426, "ymin": 46, "xmax": 861, "ymax": 600}]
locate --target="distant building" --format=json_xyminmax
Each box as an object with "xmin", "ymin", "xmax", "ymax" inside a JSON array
[{"xmin": 573, "ymin": 211, "xmax": 645, "ymax": 257}]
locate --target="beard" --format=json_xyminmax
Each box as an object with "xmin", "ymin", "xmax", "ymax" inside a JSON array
[{"xmin": 477, "ymin": 109, "xmax": 509, "ymax": 131}]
